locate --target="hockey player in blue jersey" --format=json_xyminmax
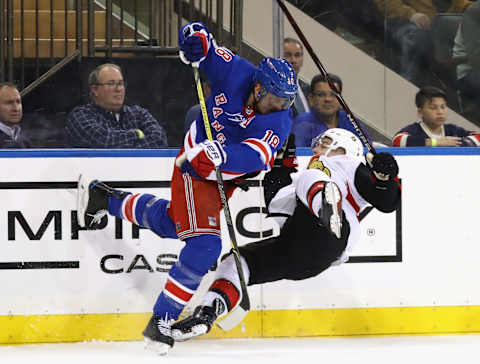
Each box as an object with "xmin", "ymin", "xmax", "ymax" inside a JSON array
[{"xmin": 76, "ymin": 21, "xmax": 297, "ymax": 355}]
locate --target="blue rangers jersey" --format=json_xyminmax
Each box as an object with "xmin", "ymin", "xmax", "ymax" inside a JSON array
[{"xmin": 184, "ymin": 43, "xmax": 293, "ymax": 180}]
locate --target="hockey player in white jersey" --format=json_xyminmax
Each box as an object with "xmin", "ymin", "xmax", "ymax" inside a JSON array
[{"xmin": 171, "ymin": 128, "xmax": 401, "ymax": 340}]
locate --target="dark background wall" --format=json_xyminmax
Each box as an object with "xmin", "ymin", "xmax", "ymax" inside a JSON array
[{"xmin": 20, "ymin": 57, "xmax": 198, "ymax": 147}]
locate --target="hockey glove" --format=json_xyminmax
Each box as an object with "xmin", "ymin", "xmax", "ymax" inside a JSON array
[
  {"xmin": 263, "ymin": 165, "xmax": 296, "ymax": 208},
  {"xmin": 366, "ymin": 152, "xmax": 399, "ymax": 181},
  {"xmin": 176, "ymin": 140, "xmax": 227, "ymax": 180},
  {"xmin": 273, "ymin": 133, "xmax": 298, "ymax": 169},
  {"xmin": 179, "ymin": 22, "xmax": 212, "ymax": 65}
]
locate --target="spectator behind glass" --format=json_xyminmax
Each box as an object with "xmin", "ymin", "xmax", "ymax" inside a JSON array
[
  {"xmin": 283, "ymin": 38, "xmax": 310, "ymax": 117},
  {"xmin": 292, "ymin": 73, "xmax": 370, "ymax": 147},
  {"xmin": 66, "ymin": 63, "xmax": 168, "ymax": 148},
  {"xmin": 453, "ymin": 0, "xmax": 480, "ymax": 119},
  {"xmin": 375, "ymin": 0, "xmax": 471, "ymax": 85},
  {"xmin": 184, "ymin": 72, "xmax": 211, "ymax": 133},
  {"xmin": 0, "ymin": 82, "xmax": 31, "ymax": 148},
  {"xmin": 392, "ymin": 86, "xmax": 480, "ymax": 147}
]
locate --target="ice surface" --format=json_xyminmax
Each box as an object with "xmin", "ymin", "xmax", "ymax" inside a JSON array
[{"xmin": 1, "ymin": 335, "xmax": 479, "ymax": 364}]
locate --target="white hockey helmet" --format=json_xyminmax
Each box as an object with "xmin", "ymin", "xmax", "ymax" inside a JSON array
[{"xmin": 311, "ymin": 128, "xmax": 364, "ymax": 158}]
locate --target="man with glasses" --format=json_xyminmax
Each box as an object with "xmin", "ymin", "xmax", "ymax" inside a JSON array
[
  {"xmin": 66, "ymin": 63, "xmax": 168, "ymax": 148},
  {"xmin": 292, "ymin": 73, "xmax": 370, "ymax": 147}
]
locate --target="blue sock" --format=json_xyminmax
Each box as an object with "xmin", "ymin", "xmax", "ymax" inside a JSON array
[
  {"xmin": 108, "ymin": 193, "xmax": 177, "ymax": 239},
  {"xmin": 153, "ymin": 235, "xmax": 222, "ymax": 319}
]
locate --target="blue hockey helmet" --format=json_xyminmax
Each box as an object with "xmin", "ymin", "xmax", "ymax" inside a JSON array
[{"xmin": 255, "ymin": 57, "xmax": 298, "ymax": 109}]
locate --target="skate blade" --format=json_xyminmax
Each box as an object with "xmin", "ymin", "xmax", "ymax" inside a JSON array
[
  {"xmin": 143, "ymin": 337, "xmax": 171, "ymax": 356},
  {"xmin": 171, "ymin": 325, "xmax": 208, "ymax": 342},
  {"xmin": 324, "ymin": 183, "xmax": 342, "ymax": 239}
]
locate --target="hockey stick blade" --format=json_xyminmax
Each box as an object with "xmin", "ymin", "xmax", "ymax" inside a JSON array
[
  {"xmin": 216, "ymin": 251, "xmax": 250, "ymax": 331},
  {"xmin": 217, "ymin": 303, "xmax": 249, "ymax": 331}
]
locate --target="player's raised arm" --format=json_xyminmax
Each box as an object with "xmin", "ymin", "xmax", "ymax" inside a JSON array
[
  {"xmin": 355, "ymin": 152, "xmax": 401, "ymax": 213},
  {"xmin": 178, "ymin": 21, "xmax": 239, "ymax": 85}
]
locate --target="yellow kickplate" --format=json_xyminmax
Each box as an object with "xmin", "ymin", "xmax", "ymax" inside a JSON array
[
  {"xmin": 262, "ymin": 306, "xmax": 480, "ymax": 337},
  {"xmin": 0, "ymin": 310, "xmax": 262, "ymax": 344},
  {"xmin": 2, "ymin": 306, "xmax": 480, "ymax": 344}
]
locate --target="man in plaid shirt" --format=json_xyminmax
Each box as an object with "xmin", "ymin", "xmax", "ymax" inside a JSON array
[{"xmin": 66, "ymin": 63, "xmax": 168, "ymax": 148}]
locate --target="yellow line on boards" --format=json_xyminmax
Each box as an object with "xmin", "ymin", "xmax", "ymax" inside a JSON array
[
  {"xmin": 1, "ymin": 306, "xmax": 480, "ymax": 344},
  {"xmin": 262, "ymin": 306, "xmax": 480, "ymax": 336}
]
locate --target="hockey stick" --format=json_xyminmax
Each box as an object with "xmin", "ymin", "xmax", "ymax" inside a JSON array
[
  {"xmin": 276, "ymin": 0, "xmax": 376, "ymax": 154},
  {"xmin": 192, "ymin": 66, "xmax": 251, "ymax": 331}
]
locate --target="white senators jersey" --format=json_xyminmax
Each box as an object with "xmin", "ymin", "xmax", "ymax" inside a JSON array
[{"xmin": 269, "ymin": 154, "xmax": 370, "ymax": 265}]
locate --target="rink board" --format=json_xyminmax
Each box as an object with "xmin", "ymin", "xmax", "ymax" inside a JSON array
[{"xmin": 0, "ymin": 148, "xmax": 479, "ymax": 343}]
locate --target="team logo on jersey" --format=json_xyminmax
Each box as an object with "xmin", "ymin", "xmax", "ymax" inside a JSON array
[
  {"xmin": 215, "ymin": 93, "xmax": 227, "ymax": 106},
  {"xmin": 244, "ymin": 106, "xmax": 254, "ymax": 117},
  {"xmin": 208, "ymin": 216, "xmax": 217, "ymax": 226},
  {"xmin": 213, "ymin": 107, "xmax": 223, "ymax": 118},
  {"xmin": 224, "ymin": 109, "xmax": 256, "ymax": 129},
  {"xmin": 307, "ymin": 156, "xmax": 331, "ymax": 177}
]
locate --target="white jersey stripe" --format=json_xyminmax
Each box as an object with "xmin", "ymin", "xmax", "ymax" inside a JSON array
[
  {"xmin": 164, "ymin": 289, "xmax": 188, "ymax": 306},
  {"xmin": 168, "ymin": 275, "xmax": 196, "ymax": 295}
]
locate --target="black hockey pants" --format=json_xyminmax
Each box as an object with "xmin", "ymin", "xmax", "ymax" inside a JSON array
[{"xmin": 239, "ymin": 203, "xmax": 349, "ymax": 285}]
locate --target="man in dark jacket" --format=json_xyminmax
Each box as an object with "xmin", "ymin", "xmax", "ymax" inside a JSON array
[
  {"xmin": 0, "ymin": 82, "xmax": 31, "ymax": 148},
  {"xmin": 284, "ymin": 38, "xmax": 310, "ymax": 118},
  {"xmin": 66, "ymin": 63, "xmax": 168, "ymax": 148}
]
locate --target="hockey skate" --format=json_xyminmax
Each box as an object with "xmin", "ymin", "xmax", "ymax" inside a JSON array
[
  {"xmin": 143, "ymin": 314, "xmax": 175, "ymax": 356},
  {"xmin": 77, "ymin": 174, "xmax": 126, "ymax": 228},
  {"xmin": 318, "ymin": 181, "xmax": 343, "ymax": 239},
  {"xmin": 171, "ymin": 298, "xmax": 224, "ymax": 342}
]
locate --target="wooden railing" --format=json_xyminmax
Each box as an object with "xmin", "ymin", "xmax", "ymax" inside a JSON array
[{"xmin": 0, "ymin": 0, "xmax": 244, "ymax": 93}]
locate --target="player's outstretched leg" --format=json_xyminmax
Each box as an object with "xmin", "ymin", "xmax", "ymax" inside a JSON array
[
  {"xmin": 77, "ymin": 174, "xmax": 178, "ymax": 239},
  {"xmin": 318, "ymin": 181, "xmax": 343, "ymax": 239},
  {"xmin": 77, "ymin": 174, "xmax": 128, "ymax": 228},
  {"xmin": 142, "ymin": 314, "xmax": 175, "ymax": 356},
  {"xmin": 171, "ymin": 298, "xmax": 225, "ymax": 341}
]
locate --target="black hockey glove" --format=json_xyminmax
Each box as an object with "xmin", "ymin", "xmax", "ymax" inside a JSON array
[
  {"xmin": 273, "ymin": 133, "xmax": 297, "ymax": 168},
  {"xmin": 264, "ymin": 133, "xmax": 298, "ymax": 208},
  {"xmin": 263, "ymin": 166, "xmax": 296, "ymax": 208},
  {"xmin": 366, "ymin": 152, "xmax": 399, "ymax": 181}
]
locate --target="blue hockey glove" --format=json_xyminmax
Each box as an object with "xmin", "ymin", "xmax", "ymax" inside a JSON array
[{"xmin": 179, "ymin": 22, "xmax": 213, "ymax": 66}]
